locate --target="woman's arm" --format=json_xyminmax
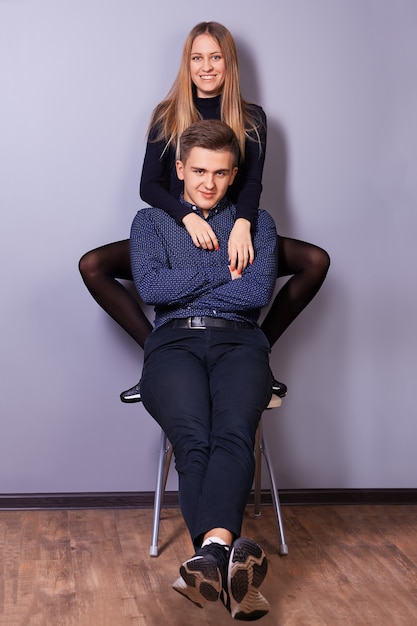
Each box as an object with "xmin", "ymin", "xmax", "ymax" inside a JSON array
[
  {"xmin": 139, "ymin": 134, "xmax": 189, "ymax": 223},
  {"xmin": 233, "ymin": 105, "xmax": 267, "ymax": 224},
  {"xmin": 227, "ymin": 105, "xmax": 267, "ymax": 273}
]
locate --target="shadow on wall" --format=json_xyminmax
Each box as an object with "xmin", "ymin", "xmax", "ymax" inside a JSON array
[{"xmin": 237, "ymin": 36, "xmax": 352, "ymax": 488}]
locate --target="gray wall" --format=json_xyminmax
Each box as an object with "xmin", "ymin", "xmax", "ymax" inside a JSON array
[{"xmin": 1, "ymin": 0, "xmax": 416, "ymax": 493}]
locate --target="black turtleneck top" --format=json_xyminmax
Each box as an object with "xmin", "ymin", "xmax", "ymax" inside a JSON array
[{"xmin": 139, "ymin": 95, "xmax": 267, "ymax": 226}]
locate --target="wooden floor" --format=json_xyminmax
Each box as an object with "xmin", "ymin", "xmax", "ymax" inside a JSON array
[{"xmin": 1, "ymin": 503, "xmax": 417, "ymax": 625}]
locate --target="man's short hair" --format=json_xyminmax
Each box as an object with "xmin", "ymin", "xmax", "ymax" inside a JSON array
[{"xmin": 179, "ymin": 119, "xmax": 240, "ymax": 166}]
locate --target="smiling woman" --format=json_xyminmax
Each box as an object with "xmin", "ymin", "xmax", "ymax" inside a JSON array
[{"xmin": 190, "ymin": 34, "xmax": 226, "ymax": 98}]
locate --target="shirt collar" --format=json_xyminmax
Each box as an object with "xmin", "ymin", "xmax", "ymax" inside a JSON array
[{"xmin": 180, "ymin": 193, "xmax": 231, "ymax": 217}]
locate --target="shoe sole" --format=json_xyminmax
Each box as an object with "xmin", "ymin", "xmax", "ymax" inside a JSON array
[
  {"xmin": 228, "ymin": 538, "xmax": 269, "ymax": 621},
  {"xmin": 174, "ymin": 556, "xmax": 221, "ymax": 608},
  {"xmin": 173, "ymin": 576, "xmax": 210, "ymax": 609}
]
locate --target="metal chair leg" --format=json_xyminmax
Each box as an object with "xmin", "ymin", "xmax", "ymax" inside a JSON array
[
  {"xmin": 260, "ymin": 430, "xmax": 289, "ymax": 555},
  {"xmin": 253, "ymin": 424, "xmax": 263, "ymax": 517},
  {"xmin": 150, "ymin": 430, "xmax": 173, "ymax": 556}
]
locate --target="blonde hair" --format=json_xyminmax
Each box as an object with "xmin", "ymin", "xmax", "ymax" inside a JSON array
[{"xmin": 148, "ymin": 21, "xmax": 263, "ymax": 160}]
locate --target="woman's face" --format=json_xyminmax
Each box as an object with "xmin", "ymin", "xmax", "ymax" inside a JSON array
[{"xmin": 190, "ymin": 34, "xmax": 226, "ymax": 98}]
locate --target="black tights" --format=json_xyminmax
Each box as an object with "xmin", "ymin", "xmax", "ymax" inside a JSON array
[
  {"xmin": 79, "ymin": 240, "xmax": 153, "ymax": 348},
  {"xmin": 78, "ymin": 237, "xmax": 330, "ymax": 350},
  {"xmin": 261, "ymin": 236, "xmax": 330, "ymax": 346}
]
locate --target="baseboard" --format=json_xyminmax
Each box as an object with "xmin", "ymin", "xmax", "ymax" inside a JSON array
[{"xmin": 1, "ymin": 489, "xmax": 417, "ymax": 510}]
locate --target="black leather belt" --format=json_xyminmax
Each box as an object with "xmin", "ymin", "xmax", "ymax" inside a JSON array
[{"xmin": 164, "ymin": 316, "xmax": 255, "ymax": 330}]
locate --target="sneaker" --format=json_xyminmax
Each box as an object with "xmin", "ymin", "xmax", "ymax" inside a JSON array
[
  {"xmin": 172, "ymin": 542, "xmax": 230, "ymax": 608},
  {"xmin": 224, "ymin": 537, "xmax": 270, "ymax": 621},
  {"xmin": 120, "ymin": 380, "xmax": 142, "ymax": 403},
  {"xmin": 272, "ymin": 379, "xmax": 287, "ymax": 398}
]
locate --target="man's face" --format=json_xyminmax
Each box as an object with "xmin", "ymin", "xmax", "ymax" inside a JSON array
[{"xmin": 176, "ymin": 147, "xmax": 238, "ymax": 216}]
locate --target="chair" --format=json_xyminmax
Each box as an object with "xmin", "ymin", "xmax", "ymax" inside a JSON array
[{"xmin": 149, "ymin": 400, "xmax": 288, "ymax": 557}]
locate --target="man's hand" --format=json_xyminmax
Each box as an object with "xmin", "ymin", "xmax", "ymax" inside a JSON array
[
  {"xmin": 182, "ymin": 213, "xmax": 219, "ymax": 250},
  {"xmin": 228, "ymin": 218, "xmax": 254, "ymax": 273}
]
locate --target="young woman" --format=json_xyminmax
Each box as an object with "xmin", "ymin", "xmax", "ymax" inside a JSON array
[{"xmin": 79, "ymin": 21, "xmax": 330, "ymax": 402}]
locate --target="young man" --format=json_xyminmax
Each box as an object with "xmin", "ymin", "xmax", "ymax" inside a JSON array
[{"xmin": 130, "ymin": 119, "xmax": 278, "ymax": 621}]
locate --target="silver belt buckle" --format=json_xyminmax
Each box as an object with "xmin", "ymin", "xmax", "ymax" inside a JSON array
[{"xmin": 189, "ymin": 316, "xmax": 206, "ymax": 329}]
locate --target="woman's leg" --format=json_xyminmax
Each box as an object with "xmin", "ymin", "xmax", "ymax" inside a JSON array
[
  {"xmin": 261, "ymin": 236, "xmax": 330, "ymax": 348},
  {"xmin": 79, "ymin": 240, "xmax": 152, "ymax": 348}
]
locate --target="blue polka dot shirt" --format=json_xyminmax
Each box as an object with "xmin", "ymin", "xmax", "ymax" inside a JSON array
[{"xmin": 130, "ymin": 197, "xmax": 278, "ymax": 330}]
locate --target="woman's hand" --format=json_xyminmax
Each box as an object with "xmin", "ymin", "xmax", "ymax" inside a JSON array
[
  {"xmin": 228, "ymin": 218, "xmax": 254, "ymax": 273},
  {"xmin": 182, "ymin": 213, "xmax": 219, "ymax": 250}
]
